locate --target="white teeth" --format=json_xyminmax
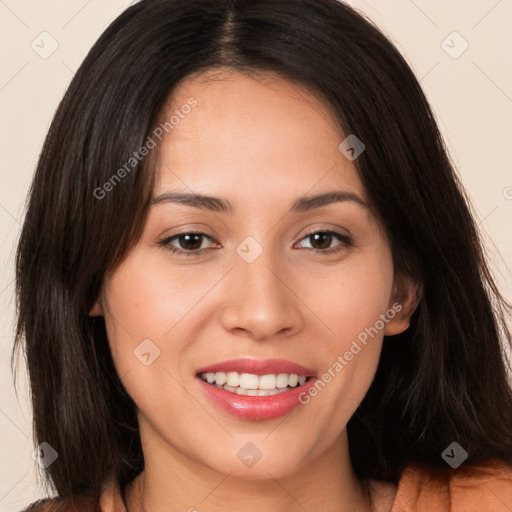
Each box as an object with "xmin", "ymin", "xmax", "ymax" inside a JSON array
[
  {"xmin": 276, "ymin": 373, "xmax": 289, "ymax": 388},
  {"xmin": 239, "ymin": 373, "xmax": 259, "ymax": 389},
  {"xmin": 259, "ymin": 374, "xmax": 276, "ymax": 390},
  {"xmin": 215, "ymin": 372, "xmax": 227, "ymax": 385},
  {"xmin": 226, "ymin": 372, "xmax": 239, "ymax": 387},
  {"xmin": 200, "ymin": 371, "xmax": 311, "ymax": 393}
]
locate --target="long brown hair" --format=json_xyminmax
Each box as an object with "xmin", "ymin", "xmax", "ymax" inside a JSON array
[{"xmin": 14, "ymin": 0, "xmax": 512, "ymax": 504}]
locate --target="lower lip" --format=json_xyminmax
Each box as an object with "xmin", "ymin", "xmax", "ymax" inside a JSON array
[{"xmin": 197, "ymin": 377, "xmax": 318, "ymax": 420}]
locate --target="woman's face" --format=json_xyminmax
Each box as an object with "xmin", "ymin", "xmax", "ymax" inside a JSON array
[{"xmin": 93, "ymin": 70, "xmax": 415, "ymax": 480}]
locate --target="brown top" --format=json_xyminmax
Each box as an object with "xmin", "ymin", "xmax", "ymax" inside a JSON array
[
  {"xmin": 388, "ymin": 458, "xmax": 512, "ymax": 511},
  {"xmin": 23, "ymin": 458, "xmax": 512, "ymax": 512}
]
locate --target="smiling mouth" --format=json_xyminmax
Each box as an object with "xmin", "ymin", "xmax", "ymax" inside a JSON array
[{"xmin": 198, "ymin": 371, "xmax": 311, "ymax": 396}]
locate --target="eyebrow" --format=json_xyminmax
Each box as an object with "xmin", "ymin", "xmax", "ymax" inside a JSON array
[{"xmin": 151, "ymin": 190, "xmax": 369, "ymax": 213}]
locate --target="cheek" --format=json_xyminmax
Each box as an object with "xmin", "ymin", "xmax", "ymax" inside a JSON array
[
  {"xmin": 101, "ymin": 258, "xmax": 202, "ymax": 430},
  {"xmin": 308, "ymin": 251, "xmax": 395, "ymax": 353},
  {"xmin": 102, "ymin": 250, "xmax": 213, "ymax": 350},
  {"xmin": 101, "ymin": 251, "xmax": 228, "ymax": 411},
  {"xmin": 101, "ymin": 256, "xmax": 180, "ymax": 378},
  {"xmin": 296, "ymin": 250, "xmax": 394, "ymax": 427}
]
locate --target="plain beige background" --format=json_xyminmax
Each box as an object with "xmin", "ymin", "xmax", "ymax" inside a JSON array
[{"xmin": 0, "ymin": 0, "xmax": 511, "ymax": 509}]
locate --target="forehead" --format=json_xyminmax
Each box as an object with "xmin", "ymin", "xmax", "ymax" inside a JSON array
[{"xmin": 152, "ymin": 70, "xmax": 367, "ymax": 206}]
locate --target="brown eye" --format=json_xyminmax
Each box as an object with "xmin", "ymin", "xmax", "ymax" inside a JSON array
[
  {"xmin": 296, "ymin": 230, "xmax": 352, "ymax": 254},
  {"xmin": 175, "ymin": 233, "xmax": 204, "ymax": 251},
  {"xmin": 159, "ymin": 232, "xmax": 216, "ymax": 257},
  {"xmin": 309, "ymin": 232, "xmax": 333, "ymax": 250}
]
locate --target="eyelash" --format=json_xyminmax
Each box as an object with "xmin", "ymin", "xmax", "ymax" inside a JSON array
[{"xmin": 158, "ymin": 230, "xmax": 352, "ymax": 257}]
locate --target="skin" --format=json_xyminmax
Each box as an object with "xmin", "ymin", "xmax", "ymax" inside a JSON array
[{"xmin": 91, "ymin": 69, "xmax": 419, "ymax": 512}]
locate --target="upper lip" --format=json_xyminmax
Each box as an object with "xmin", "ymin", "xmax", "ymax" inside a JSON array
[{"xmin": 196, "ymin": 358, "xmax": 316, "ymax": 377}]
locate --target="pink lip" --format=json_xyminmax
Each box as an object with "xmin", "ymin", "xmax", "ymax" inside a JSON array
[
  {"xmin": 195, "ymin": 358, "xmax": 317, "ymax": 421},
  {"xmin": 195, "ymin": 358, "xmax": 316, "ymax": 377},
  {"xmin": 197, "ymin": 377, "xmax": 318, "ymax": 421}
]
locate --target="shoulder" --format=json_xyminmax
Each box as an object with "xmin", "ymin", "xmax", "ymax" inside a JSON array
[
  {"xmin": 390, "ymin": 458, "xmax": 512, "ymax": 512},
  {"xmin": 21, "ymin": 480, "xmax": 127, "ymax": 512},
  {"xmin": 21, "ymin": 496, "xmax": 99, "ymax": 512}
]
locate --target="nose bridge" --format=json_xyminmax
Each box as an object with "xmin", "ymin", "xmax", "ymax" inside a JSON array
[
  {"xmin": 238, "ymin": 244, "xmax": 281, "ymax": 301},
  {"xmin": 220, "ymin": 236, "xmax": 302, "ymax": 339}
]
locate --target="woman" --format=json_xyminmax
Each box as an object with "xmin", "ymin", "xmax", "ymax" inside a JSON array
[{"xmin": 14, "ymin": 0, "xmax": 512, "ymax": 510}]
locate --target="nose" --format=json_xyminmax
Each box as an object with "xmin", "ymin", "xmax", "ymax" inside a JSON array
[{"xmin": 219, "ymin": 246, "xmax": 305, "ymax": 342}]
